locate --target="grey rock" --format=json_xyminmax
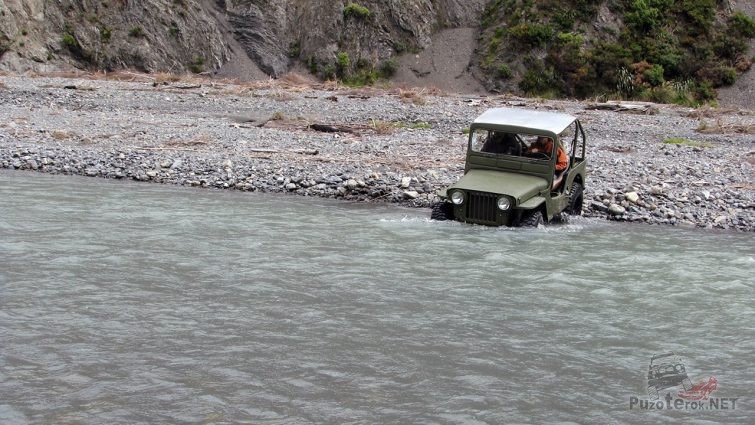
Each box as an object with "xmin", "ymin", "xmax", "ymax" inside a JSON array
[
  {"xmin": 403, "ymin": 190, "xmax": 420, "ymax": 199},
  {"xmin": 608, "ymin": 204, "xmax": 626, "ymax": 215}
]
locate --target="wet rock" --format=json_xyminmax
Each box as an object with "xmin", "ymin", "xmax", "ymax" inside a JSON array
[
  {"xmin": 590, "ymin": 201, "xmax": 609, "ymax": 213},
  {"xmin": 608, "ymin": 204, "xmax": 626, "ymax": 215}
]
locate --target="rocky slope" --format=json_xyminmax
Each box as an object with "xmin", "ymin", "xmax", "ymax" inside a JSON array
[{"xmin": 0, "ymin": 0, "xmax": 486, "ymax": 76}]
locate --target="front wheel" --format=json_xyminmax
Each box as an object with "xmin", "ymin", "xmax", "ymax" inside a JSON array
[
  {"xmin": 518, "ymin": 210, "xmax": 544, "ymax": 227},
  {"xmin": 430, "ymin": 202, "xmax": 454, "ymax": 221},
  {"xmin": 567, "ymin": 182, "xmax": 584, "ymax": 215}
]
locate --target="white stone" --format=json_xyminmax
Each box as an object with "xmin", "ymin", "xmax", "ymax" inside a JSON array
[
  {"xmin": 608, "ymin": 204, "xmax": 625, "ymax": 215},
  {"xmin": 625, "ymin": 191, "xmax": 639, "ymax": 203},
  {"xmin": 403, "ymin": 190, "xmax": 419, "ymax": 199}
]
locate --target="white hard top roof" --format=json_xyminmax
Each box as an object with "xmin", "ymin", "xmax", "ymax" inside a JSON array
[{"xmin": 472, "ymin": 107, "xmax": 577, "ymax": 136}]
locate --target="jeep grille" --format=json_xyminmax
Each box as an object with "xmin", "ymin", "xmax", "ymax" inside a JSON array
[{"xmin": 465, "ymin": 191, "xmax": 498, "ymax": 224}]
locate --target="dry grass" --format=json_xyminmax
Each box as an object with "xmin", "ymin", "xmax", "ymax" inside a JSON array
[
  {"xmin": 370, "ymin": 120, "xmax": 395, "ymax": 135},
  {"xmin": 278, "ymin": 72, "xmax": 320, "ymax": 88},
  {"xmin": 51, "ymin": 130, "xmax": 72, "ymax": 140},
  {"xmin": 685, "ymin": 106, "xmax": 751, "ymax": 119},
  {"xmin": 696, "ymin": 118, "xmax": 755, "ymax": 134},
  {"xmin": 0, "ymin": 80, "xmax": 6, "ymax": 90},
  {"xmin": 265, "ymin": 88, "xmax": 297, "ymax": 101}
]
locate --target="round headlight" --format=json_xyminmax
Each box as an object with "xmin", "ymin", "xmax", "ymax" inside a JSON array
[
  {"xmin": 497, "ymin": 196, "xmax": 511, "ymax": 211},
  {"xmin": 451, "ymin": 191, "xmax": 464, "ymax": 205}
]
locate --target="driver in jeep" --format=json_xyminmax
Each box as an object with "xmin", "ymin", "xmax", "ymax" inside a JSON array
[{"xmin": 527, "ymin": 136, "xmax": 569, "ymax": 189}]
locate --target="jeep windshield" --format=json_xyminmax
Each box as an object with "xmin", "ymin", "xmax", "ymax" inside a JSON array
[{"xmin": 469, "ymin": 129, "xmax": 554, "ymax": 162}]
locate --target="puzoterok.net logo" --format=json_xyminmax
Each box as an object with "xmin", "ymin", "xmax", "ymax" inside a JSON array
[
  {"xmin": 629, "ymin": 352, "xmax": 738, "ymax": 411},
  {"xmin": 629, "ymin": 396, "xmax": 738, "ymax": 411}
]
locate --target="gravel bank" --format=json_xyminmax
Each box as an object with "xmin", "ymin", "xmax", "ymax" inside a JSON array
[{"xmin": 1, "ymin": 74, "xmax": 753, "ymax": 231}]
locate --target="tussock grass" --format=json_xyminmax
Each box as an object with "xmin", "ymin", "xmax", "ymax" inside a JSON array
[{"xmin": 663, "ymin": 138, "xmax": 713, "ymax": 148}]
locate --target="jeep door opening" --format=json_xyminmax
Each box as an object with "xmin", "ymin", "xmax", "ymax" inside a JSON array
[{"xmin": 432, "ymin": 107, "xmax": 587, "ymax": 226}]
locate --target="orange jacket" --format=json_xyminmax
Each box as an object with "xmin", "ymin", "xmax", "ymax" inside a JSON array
[{"xmin": 531, "ymin": 138, "xmax": 569, "ymax": 171}]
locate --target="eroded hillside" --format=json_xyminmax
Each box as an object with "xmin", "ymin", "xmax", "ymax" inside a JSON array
[{"xmin": 0, "ymin": 0, "xmax": 486, "ymax": 78}]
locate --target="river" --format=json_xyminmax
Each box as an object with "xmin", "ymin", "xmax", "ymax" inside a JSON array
[{"xmin": 1, "ymin": 170, "xmax": 753, "ymax": 424}]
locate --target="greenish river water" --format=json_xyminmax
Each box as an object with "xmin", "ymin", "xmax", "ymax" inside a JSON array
[{"xmin": 1, "ymin": 170, "xmax": 753, "ymax": 424}]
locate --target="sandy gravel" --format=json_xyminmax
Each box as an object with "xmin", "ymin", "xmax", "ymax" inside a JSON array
[{"xmin": 0, "ymin": 74, "xmax": 753, "ymax": 231}]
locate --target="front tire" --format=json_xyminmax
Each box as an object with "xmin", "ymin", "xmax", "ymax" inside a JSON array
[
  {"xmin": 431, "ymin": 202, "xmax": 454, "ymax": 221},
  {"xmin": 567, "ymin": 182, "xmax": 584, "ymax": 215},
  {"xmin": 518, "ymin": 210, "xmax": 544, "ymax": 227}
]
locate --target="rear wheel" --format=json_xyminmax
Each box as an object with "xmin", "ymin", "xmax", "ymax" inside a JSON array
[
  {"xmin": 567, "ymin": 182, "xmax": 584, "ymax": 215},
  {"xmin": 430, "ymin": 202, "xmax": 454, "ymax": 221}
]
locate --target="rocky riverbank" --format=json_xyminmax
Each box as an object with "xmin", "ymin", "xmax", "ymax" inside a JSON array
[{"xmin": 1, "ymin": 73, "xmax": 753, "ymax": 231}]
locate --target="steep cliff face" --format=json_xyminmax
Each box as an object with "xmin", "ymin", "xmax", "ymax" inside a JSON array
[
  {"xmin": 0, "ymin": 0, "xmax": 486, "ymax": 77},
  {"xmin": 0, "ymin": 0, "xmax": 232, "ymax": 73},
  {"xmin": 221, "ymin": 0, "xmax": 487, "ymax": 77}
]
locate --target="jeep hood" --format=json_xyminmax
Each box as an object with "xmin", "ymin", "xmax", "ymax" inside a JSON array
[{"xmin": 448, "ymin": 169, "xmax": 548, "ymax": 204}]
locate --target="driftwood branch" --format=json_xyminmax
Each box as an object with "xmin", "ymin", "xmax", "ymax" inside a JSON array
[
  {"xmin": 309, "ymin": 123, "xmax": 354, "ymax": 133},
  {"xmin": 585, "ymin": 102, "xmax": 658, "ymax": 115}
]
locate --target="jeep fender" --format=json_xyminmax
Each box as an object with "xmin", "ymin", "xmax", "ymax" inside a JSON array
[{"xmin": 518, "ymin": 196, "xmax": 546, "ymax": 210}]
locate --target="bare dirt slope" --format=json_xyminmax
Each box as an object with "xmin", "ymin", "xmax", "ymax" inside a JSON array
[
  {"xmin": 392, "ymin": 28, "xmax": 485, "ymax": 94},
  {"xmin": 713, "ymin": 0, "xmax": 754, "ymax": 109}
]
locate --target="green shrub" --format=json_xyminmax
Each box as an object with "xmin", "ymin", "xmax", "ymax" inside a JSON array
[
  {"xmin": 128, "ymin": 26, "xmax": 144, "ymax": 37},
  {"xmin": 508, "ymin": 23, "xmax": 554, "ymax": 47},
  {"xmin": 321, "ymin": 64, "xmax": 336, "ymax": 80},
  {"xmin": 729, "ymin": 12, "xmax": 755, "ymax": 38},
  {"xmin": 681, "ymin": 0, "xmax": 716, "ymax": 32},
  {"xmin": 638, "ymin": 85, "xmax": 673, "ymax": 103},
  {"xmin": 552, "ymin": 8, "xmax": 576, "ymax": 31},
  {"xmin": 61, "ymin": 33, "xmax": 78, "ymax": 49},
  {"xmin": 343, "ymin": 3, "xmax": 371, "ymax": 19},
  {"xmin": 169, "ymin": 22, "xmax": 180, "ymax": 37},
  {"xmin": 556, "ymin": 32, "xmax": 583, "ymax": 47},
  {"xmin": 336, "ymin": 51, "xmax": 350, "ymax": 77},
  {"xmin": 519, "ymin": 62, "xmax": 556, "ymax": 95},
  {"xmin": 624, "ymin": 0, "xmax": 673, "ymax": 31},
  {"xmin": 644, "ymin": 64, "xmax": 665, "ymax": 86},
  {"xmin": 695, "ymin": 81, "xmax": 716, "ymax": 101},
  {"xmin": 697, "ymin": 65, "xmax": 736, "ymax": 87},
  {"xmin": 393, "ymin": 41, "xmax": 407, "ymax": 54},
  {"xmin": 288, "ymin": 41, "xmax": 300, "ymax": 58},
  {"xmin": 188, "ymin": 56, "xmax": 204, "ymax": 73},
  {"xmin": 306, "ymin": 56, "xmax": 318, "ymax": 74},
  {"xmin": 380, "ymin": 58, "xmax": 398, "ymax": 77},
  {"xmin": 497, "ymin": 64, "xmax": 513, "ymax": 79},
  {"xmin": 100, "ymin": 27, "xmax": 112, "ymax": 42},
  {"xmin": 343, "ymin": 68, "xmax": 380, "ymax": 86},
  {"xmin": 482, "ymin": 0, "xmax": 505, "ymax": 29}
]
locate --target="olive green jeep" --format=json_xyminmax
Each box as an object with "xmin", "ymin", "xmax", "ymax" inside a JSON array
[{"xmin": 432, "ymin": 107, "xmax": 587, "ymax": 226}]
